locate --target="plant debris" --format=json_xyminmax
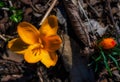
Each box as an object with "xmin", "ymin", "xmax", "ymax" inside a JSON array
[{"xmin": 0, "ymin": 0, "xmax": 120, "ymax": 82}]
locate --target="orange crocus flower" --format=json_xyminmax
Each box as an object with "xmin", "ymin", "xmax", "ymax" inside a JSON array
[
  {"xmin": 99, "ymin": 38, "xmax": 117, "ymax": 49},
  {"xmin": 7, "ymin": 15, "xmax": 62, "ymax": 68}
]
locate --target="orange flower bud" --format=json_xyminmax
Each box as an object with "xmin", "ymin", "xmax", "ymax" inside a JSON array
[{"xmin": 99, "ymin": 38, "xmax": 117, "ymax": 49}]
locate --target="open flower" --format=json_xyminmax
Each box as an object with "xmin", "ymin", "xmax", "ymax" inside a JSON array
[
  {"xmin": 99, "ymin": 38, "xmax": 117, "ymax": 49},
  {"xmin": 7, "ymin": 15, "xmax": 62, "ymax": 68}
]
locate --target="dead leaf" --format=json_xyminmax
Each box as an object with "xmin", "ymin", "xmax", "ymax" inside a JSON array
[
  {"xmin": 20, "ymin": 0, "xmax": 32, "ymax": 5},
  {"xmin": 63, "ymin": 0, "xmax": 90, "ymax": 47}
]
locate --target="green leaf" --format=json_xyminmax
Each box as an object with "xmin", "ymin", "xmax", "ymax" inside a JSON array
[
  {"xmin": 10, "ymin": 14, "xmax": 22, "ymax": 23},
  {"xmin": 112, "ymin": 48, "xmax": 120, "ymax": 56},
  {"xmin": 109, "ymin": 54, "xmax": 120, "ymax": 70},
  {"xmin": 0, "ymin": 1, "xmax": 5, "ymax": 8},
  {"xmin": 95, "ymin": 55, "xmax": 102, "ymax": 62},
  {"xmin": 88, "ymin": 62, "xmax": 94, "ymax": 67},
  {"xmin": 9, "ymin": 7, "xmax": 16, "ymax": 11},
  {"xmin": 100, "ymin": 48, "xmax": 106, "ymax": 60},
  {"xmin": 111, "ymin": 52, "xmax": 119, "ymax": 56},
  {"xmin": 95, "ymin": 64, "xmax": 98, "ymax": 72},
  {"xmin": 113, "ymin": 47, "xmax": 120, "ymax": 51},
  {"xmin": 104, "ymin": 60, "xmax": 112, "ymax": 76},
  {"xmin": 100, "ymin": 48, "xmax": 112, "ymax": 76},
  {"xmin": 16, "ymin": 10, "xmax": 23, "ymax": 15},
  {"xmin": 10, "ymin": 10, "xmax": 23, "ymax": 23}
]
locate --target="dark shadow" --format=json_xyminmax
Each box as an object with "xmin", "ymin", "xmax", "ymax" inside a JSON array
[{"xmin": 67, "ymin": 19, "xmax": 95, "ymax": 82}]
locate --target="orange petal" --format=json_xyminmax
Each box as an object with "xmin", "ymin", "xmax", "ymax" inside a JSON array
[
  {"xmin": 17, "ymin": 22, "xmax": 41, "ymax": 44},
  {"xmin": 24, "ymin": 44, "xmax": 42, "ymax": 63},
  {"xmin": 99, "ymin": 38, "xmax": 117, "ymax": 49},
  {"xmin": 42, "ymin": 35, "xmax": 62, "ymax": 52},
  {"xmin": 24, "ymin": 47, "xmax": 58, "ymax": 68},
  {"xmin": 7, "ymin": 38, "xmax": 28, "ymax": 54},
  {"xmin": 39, "ymin": 15, "xmax": 58, "ymax": 36},
  {"xmin": 40, "ymin": 50, "xmax": 58, "ymax": 68},
  {"xmin": 24, "ymin": 49, "xmax": 41, "ymax": 63},
  {"xmin": 21, "ymin": 43, "xmax": 58, "ymax": 67}
]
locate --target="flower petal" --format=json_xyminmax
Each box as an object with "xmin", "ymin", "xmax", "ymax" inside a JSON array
[
  {"xmin": 24, "ymin": 43, "xmax": 42, "ymax": 63},
  {"xmin": 40, "ymin": 50, "xmax": 58, "ymax": 68},
  {"xmin": 7, "ymin": 38, "xmax": 28, "ymax": 54},
  {"xmin": 39, "ymin": 15, "xmax": 58, "ymax": 36},
  {"xmin": 17, "ymin": 22, "xmax": 41, "ymax": 44},
  {"xmin": 24, "ymin": 49, "xmax": 41, "ymax": 63},
  {"xmin": 21, "ymin": 43, "xmax": 58, "ymax": 68},
  {"xmin": 42, "ymin": 35, "xmax": 62, "ymax": 52},
  {"xmin": 99, "ymin": 38, "xmax": 117, "ymax": 49}
]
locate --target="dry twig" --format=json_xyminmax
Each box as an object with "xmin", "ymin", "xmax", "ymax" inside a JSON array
[{"xmin": 39, "ymin": 0, "xmax": 57, "ymax": 25}]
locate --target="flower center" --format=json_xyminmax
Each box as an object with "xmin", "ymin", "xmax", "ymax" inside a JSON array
[
  {"xmin": 38, "ymin": 38, "xmax": 44, "ymax": 48},
  {"xmin": 29, "ymin": 43, "xmax": 43, "ymax": 52}
]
